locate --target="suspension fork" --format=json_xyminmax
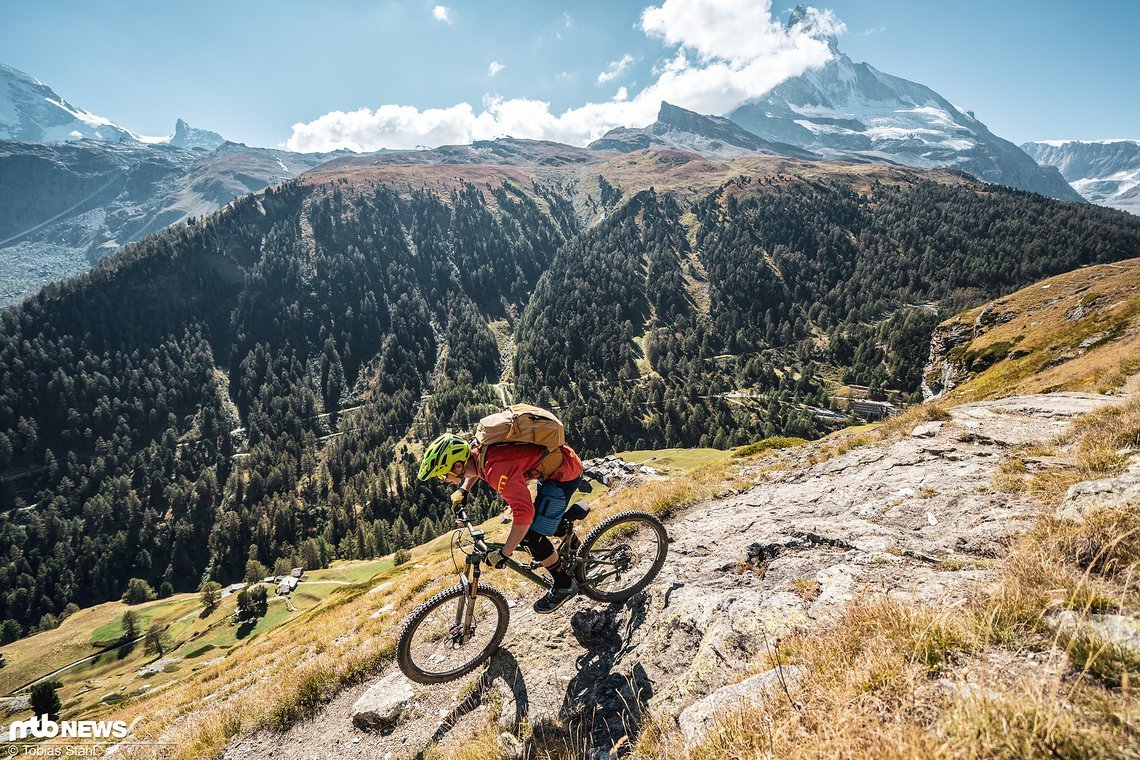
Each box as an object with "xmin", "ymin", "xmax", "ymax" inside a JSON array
[{"xmin": 453, "ymin": 553, "xmax": 482, "ymax": 641}]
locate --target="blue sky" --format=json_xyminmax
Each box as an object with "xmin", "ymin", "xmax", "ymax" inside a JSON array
[{"xmin": 2, "ymin": 0, "xmax": 1136, "ymax": 150}]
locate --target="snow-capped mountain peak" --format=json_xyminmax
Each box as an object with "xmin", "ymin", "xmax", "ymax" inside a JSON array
[
  {"xmin": 0, "ymin": 63, "xmax": 134, "ymax": 143},
  {"xmin": 726, "ymin": 37, "xmax": 1081, "ymax": 202}
]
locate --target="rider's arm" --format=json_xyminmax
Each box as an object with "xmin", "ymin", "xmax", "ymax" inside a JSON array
[
  {"xmin": 502, "ymin": 522, "xmax": 529, "ymax": 556},
  {"xmin": 483, "ymin": 454, "xmax": 535, "ymax": 557}
]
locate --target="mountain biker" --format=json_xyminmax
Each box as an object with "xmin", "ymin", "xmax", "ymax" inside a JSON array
[{"xmin": 418, "ymin": 433, "xmax": 583, "ymax": 614}]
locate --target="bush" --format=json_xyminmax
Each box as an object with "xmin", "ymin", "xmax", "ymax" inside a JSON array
[
  {"xmin": 122, "ymin": 578, "xmax": 156, "ymax": 605},
  {"xmin": 29, "ymin": 681, "xmax": 61, "ymax": 720},
  {"xmin": 393, "ymin": 548, "xmax": 412, "ymax": 566}
]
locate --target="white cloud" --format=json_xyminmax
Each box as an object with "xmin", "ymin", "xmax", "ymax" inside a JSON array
[
  {"xmin": 556, "ymin": 70, "xmax": 576, "ymax": 80},
  {"xmin": 488, "ymin": 61, "xmax": 505, "ymax": 76},
  {"xmin": 432, "ymin": 5, "xmax": 450, "ymax": 24},
  {"xmin": 597, "ymin": 54, "xmax": 636, "ymax": 85},
  {"xmin": 288, "ymin": 0, "xmax": 842, "ymax": 152}
]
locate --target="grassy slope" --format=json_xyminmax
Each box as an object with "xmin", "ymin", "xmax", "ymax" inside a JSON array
[
  {"xmin": 0, "ymin": 559, "xmax": 393, "ymax": 717},
  {"xmin": 937, "ymin": 257, "xmax": 1140, "ymax": 402}
]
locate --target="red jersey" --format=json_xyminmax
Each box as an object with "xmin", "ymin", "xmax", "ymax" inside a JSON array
[{"xmin": 475, "ymin": 443, "xmax": 582, "ymax": 528}]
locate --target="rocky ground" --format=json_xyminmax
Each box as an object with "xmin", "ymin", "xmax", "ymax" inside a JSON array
[{"xmin": 222, "ymin": 392, "xmax": 1122, "ymax": 760}]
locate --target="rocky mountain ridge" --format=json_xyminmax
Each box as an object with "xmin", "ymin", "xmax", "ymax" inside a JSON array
[
  {"xmin": 1022, "ymin": 139, "xmax": 1140, "ymax": 215},
  {"xmin": 588, "ymin": 101, "xmax": 816, "ymax": 160}
]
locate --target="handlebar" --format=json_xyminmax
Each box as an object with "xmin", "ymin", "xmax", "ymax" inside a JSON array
[{"xmin": 453, "ymin": 507, "xmax": 492, "ymax": 555}]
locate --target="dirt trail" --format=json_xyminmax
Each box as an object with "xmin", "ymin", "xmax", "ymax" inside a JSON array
[{"xmin": 223, "ymin": 392, "xmax": 1117, "ymax": 760}]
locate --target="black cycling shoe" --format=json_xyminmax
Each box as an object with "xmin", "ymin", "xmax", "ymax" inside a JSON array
[{"xmin": 533, "ymin": 582, "xmax": 577, "ymax": 614}]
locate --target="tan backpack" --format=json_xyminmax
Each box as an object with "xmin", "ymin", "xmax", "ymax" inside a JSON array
[{"xmin": 475, "ymin": 404, "xmax": 566, "ymax": 477}]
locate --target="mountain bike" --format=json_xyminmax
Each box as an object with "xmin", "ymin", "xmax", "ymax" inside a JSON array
[{"xmin": 395, "ymin": 496, "xmax": 669, "ymax": 684}]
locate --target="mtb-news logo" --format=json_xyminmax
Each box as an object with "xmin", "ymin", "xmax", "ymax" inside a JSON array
[{"xmin": 8, "ymin": 714, "xmax": 130, "ymax": 741}]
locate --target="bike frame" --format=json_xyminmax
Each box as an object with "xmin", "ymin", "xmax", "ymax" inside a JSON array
[{"xmin": 450, "ymin": 507, "xmax": 581, "ymax": 643}]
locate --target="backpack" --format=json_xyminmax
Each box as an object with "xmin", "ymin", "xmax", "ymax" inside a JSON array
[{"xmin": 475, "ymin": 404, "xmax": 566, "ymax": 477}]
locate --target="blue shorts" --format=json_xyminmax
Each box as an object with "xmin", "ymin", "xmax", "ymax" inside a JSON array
[{"xmin": 529, "ymin": 479, "xmax": 578, "ymax": 536}]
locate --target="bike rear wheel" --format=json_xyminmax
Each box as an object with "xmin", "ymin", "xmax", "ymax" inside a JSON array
[
  {"xmin": 396, "ymin": 583, "xmax": 510, "ymax": 684},
  {"xmin": 576, "ymin": 510, "xmax": 668, "ymax": 603}
]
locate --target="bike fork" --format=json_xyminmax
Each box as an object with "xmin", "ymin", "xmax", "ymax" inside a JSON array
[{"xmin": 453, "ymin": 558, "xmax": 481, "ymax": 644}]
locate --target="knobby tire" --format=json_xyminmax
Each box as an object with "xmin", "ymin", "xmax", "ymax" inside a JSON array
[
  {"xmin": 396, "ymin": 583, "xmax": 510, "ymax": 684},
  {"xmin": 576, "ymin": 510, "xmax": 669, "ymax": 603}
]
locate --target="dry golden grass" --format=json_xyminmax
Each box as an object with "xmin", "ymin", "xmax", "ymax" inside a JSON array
[
  {"xmin": 993, "ymin": 395, "xmax": 1140, "ymax": 503},
  {"xmin": 423, "ymin": 724, "xmax": 507, "ymax": 760}
]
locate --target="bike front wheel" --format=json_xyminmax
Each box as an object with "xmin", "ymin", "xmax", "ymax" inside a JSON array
[
  {"xmin": 576, "ymin": 510, "xmax": 669, "ymax": 603},
  {"xmin": 396, "ymin": 583, "xmax": 510, "ymax": 684}
]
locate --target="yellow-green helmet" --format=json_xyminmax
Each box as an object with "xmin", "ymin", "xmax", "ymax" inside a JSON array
[{"xmin": 418, "ymin": 433, "xmax": 471, "ymax": 480}]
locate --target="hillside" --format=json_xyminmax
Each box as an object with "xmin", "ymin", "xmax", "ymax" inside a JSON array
[
  {"xmin": 3, "ymin": 245, "xmax": 1138, "ymax": 754},
  {"xmin": 3, "ymin": 147, "xmax": 1140, "ymax": 645},
  {"xmin": 9, "ymin": 385, "xmax": 1131, "ymax": 758},
  {"xmin": 924, "ymin": 257, "xmax": 1140, "ymax": 402}
]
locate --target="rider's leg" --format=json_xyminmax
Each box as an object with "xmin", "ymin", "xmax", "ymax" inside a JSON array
[
  {"xmin": 525, "ymin": 479, "xmax": 582, "ymax": 614},
  {"xmin": 520, "ymin": 530, "xmax": 572, "ymax": 590}
]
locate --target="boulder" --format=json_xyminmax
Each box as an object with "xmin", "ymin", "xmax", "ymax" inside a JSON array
[
  {"xmin": 910, "ymin": 422, "xmax": 944, "ymax": 438},
  {"xmin": 1057, "ymin": 471, "xmax": 1140, "ymax": 522},
  {"xmin": 677, "ymin": 665, "xmax": 803, "ymax": 745},
  {"xmin": 1050, "ymin": 611, "xmax": 1140, "ymax": 655},
  {"xmin": 350, "ymin": 672, "xmax": 416, "ymax": 731}
]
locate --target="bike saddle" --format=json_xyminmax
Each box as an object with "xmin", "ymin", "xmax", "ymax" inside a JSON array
[
  {"xmin": 555, "ymin": 501, "xmax": 590, "ymax": 537},
  {"xmin": 564, "ymin": 501, "xmax": 590, "ymax": 523}
]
